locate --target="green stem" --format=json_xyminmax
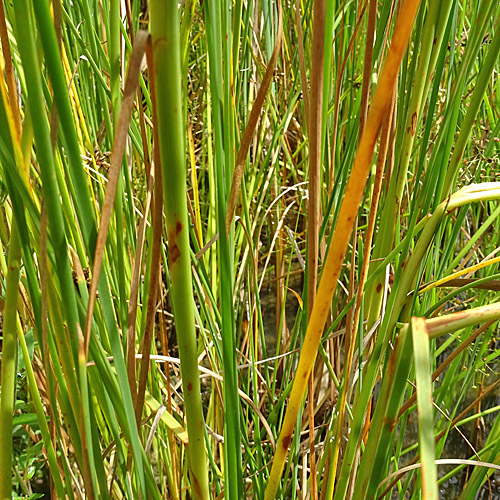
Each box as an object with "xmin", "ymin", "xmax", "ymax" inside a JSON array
[
  {"xmin": 150, "ymin": 2, "xmax": 210, "ymax": 498},
  {"xmin": 0, "ymin": 221, "xmax": 22, "ymax": 499},
  {"xmin": 204, "ymin": 0, "xmax": 243, "ymax": 497}
]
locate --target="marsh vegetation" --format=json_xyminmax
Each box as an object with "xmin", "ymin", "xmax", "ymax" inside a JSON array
[{"xmin": 1, "ymin": 0, "xmax": 500, "ymax": 499}]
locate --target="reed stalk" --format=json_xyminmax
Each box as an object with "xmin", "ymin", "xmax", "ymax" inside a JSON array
[{"xmin": 150, "ymin": 2, "xmax": 209, "ymax": 498}]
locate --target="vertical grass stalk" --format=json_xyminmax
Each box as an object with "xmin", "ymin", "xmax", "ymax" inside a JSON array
[
  {"xmin": 204, "ymin": 0, "xmax": 244, "ymax": 497},
  {"xmin": 0, "ymin": 222, "xmax": 22, "ymax": 499},
  {"xmin": 149, "ymin": 2, "xmax": 209, "ymax": 498}
]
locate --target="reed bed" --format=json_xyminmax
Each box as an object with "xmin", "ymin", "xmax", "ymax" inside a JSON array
[{"xmin": 1, "ymin": 0, "xmax": 500, "ymax": 499}]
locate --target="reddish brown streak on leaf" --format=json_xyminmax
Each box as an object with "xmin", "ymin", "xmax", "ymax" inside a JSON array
[
  {"xmin": 376, "ymin": 283, "xmax": 382, "ymax": 293},
  {"xmin": 384, "ymin": 416, "xmax": 397, "ymax": 432},
  {"xmin": 411, "ymin": 112, "xmax": 417, "ymax": 135},
  {"xmin": 168, "ymin": 220, "xmax": 183, "ymax": 263},
  {"xmin": 169, "ymin": 243, "xmax": 180, "ymax": 263},
  {"xmin": 282, "ymin": 434, "xmax": 292, "ymax": 451}
]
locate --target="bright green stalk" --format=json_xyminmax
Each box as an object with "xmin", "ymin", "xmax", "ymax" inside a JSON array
[
  {"xmin": 221, "ymin": 3, "xmax": 243, "ymax": 496},
  {"xmin": 0, "ymin": 221, "xmax": 22, "ymax": 499},
  {"xmin": 109, "ymin": 0, "xmax": 122, "ymax": 116},
  {"xmin": 150, "ymin": 2, "xmax": 209, "ymax": 498},
  {"xmin": 204, "ymin": 0, "xmax": 243, "ymax": 497}
]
